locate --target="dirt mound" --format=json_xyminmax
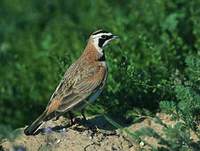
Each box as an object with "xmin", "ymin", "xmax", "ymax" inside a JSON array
[
  {"xmin": 0, "ymin": 114, "xmax": 199, "ymax": 151},
  {"xmin": 0, "ymin": 116, "xmax": 136, "ymax": 151}
]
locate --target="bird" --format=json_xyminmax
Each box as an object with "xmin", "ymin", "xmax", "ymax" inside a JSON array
[{"xmin": 24, "ymin": 29, "xmax": 118, "ymax": 135}]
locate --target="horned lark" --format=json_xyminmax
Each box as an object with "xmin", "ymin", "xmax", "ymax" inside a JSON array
[{"xmin": 24, "ymin": 29, "xmax": 118, "ymax": 135}]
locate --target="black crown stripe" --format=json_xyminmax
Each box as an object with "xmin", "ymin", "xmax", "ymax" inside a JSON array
[{"xmin": 92, "ymin": 30, "xmax": 109, "ymax": 35}]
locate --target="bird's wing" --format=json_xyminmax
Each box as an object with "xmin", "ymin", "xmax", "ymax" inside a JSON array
[{"xmin": 46, "ymin": 62, "xmax": 107, "ymax": 114}]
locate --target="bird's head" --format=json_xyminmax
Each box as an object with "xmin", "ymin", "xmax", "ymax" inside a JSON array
[{"xmin": 89, "ymin": 29, "xmax": 118, "ymax": 50}]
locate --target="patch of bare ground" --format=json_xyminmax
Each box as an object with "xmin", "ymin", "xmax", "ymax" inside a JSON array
[{"xmin": 0, "ymin": 113, "xmax": 199, "ymax": 151}]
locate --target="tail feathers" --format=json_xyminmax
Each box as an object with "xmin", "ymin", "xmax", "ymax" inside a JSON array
[{"xmin": 24, "ymin": 111, "xmax": 47, "ymax": 135}]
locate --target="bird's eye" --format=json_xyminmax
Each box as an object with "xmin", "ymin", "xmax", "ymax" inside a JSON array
[{"xmin": 101, "ymin": 35, "xmax": 107, "ymax": 39}]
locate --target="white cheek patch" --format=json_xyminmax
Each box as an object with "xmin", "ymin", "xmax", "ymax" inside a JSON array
[
  {"xmin": 102, "ymin": 39, "xmax": 112, "ymax": 47},
  {"xmin": 92, "ymin": 38, "xmax": 99, "ymax": 49}
]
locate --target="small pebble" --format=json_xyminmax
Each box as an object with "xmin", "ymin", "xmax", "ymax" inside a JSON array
[
  {"xmin": 55, "ymin": 139, "xmax": 61, "ymax": 144},
  {"xmin": 59, "ymin": 127, "xmax": 66, "ymax": 132},
  {"xmin": 139, "ymin": 141, "xmax": 145, "ymax": 147}
]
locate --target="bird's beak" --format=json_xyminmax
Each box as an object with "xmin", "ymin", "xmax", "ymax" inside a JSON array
[{"xmin": 112, "ymin": 35, "xmax": 119, "ymax": 40}]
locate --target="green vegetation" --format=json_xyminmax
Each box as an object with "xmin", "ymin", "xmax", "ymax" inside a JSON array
[{"xmin": 0, "ymin": 0, "xmax": 200, "ymax": 150}]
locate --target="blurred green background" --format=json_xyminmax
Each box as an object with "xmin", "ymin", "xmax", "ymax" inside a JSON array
[{"xmin": 0, "ymin": 0, "xmax": 200, "ymax": 139}]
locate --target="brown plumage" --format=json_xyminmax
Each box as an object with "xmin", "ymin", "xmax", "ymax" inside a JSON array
[{"xmin": 24, "ymin": 30, "xmax": 118, "ymax": 135}]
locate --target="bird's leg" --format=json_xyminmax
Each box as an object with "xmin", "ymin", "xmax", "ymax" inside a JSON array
[
  {"xmin": 55, "ymin": 115, "xmax": 60, "ymax": 120},
  {"xmin": 53, "ymin": 112, "xmax": 60, "ymax": 121},
  {"xmin": 68, "ymin": 111, "xmax": 75, "ymax": 125},
  {"xmin": 81, "ymin": 109, "xmax": 87, "ymax": 121}
]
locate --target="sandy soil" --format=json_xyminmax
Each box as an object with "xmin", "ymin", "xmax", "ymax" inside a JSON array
[{"xmin": 0, "ymin": 113, "xmax": 199, "ymax": 151}]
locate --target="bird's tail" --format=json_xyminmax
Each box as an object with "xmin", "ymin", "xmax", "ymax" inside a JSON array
[{"xmin": 24, "ymin": 111, "xmax": 47, "ymax": 135}]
